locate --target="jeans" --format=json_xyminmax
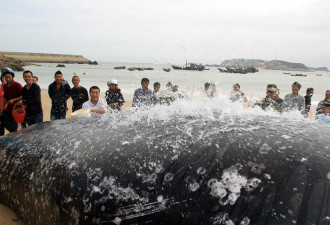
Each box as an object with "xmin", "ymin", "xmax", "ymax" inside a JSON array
[
  {"xmin": 50, "ymin": 108, "xmax": 66, "ymax": 120},
  {"xmin": 25, "ymin": 112, "xmax": 43, "ymax": 126},
  {"xmin": 0, "ymin": 114, "xmax": 5, "ymax": 135}
]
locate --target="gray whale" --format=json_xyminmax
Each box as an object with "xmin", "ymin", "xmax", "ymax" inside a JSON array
[{"xmin": 0, "ymin": 103, "xmax": 329, "ymax": 225}]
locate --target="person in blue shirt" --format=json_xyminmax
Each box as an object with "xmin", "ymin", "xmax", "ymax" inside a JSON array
[
  {"xmin": 315, "ymin": 102, "xmax": 330, "ymax": 122},
  {"xmin": 132, "ymin": 78, "xmax": 153, "ymax": 107}
]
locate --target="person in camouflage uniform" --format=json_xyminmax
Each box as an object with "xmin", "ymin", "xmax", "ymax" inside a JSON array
[{"xmin": 254, "ymin": 84, "xmax": 283, "ymax": 112}]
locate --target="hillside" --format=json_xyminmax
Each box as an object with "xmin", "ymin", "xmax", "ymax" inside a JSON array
[
  {"xmin": 0, "ymin": 51, "xmax": 91, "ymax": 64},
  {"xmin": 220, "ymin": 59, "xmax": 328, "ymax": 72},
  {"xmin": 220, "ymin": 59, "xmax": 266, "ymax": 67}
]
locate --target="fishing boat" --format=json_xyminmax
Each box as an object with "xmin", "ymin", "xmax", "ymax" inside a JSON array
[
  {"xmin": 172, "ymin": 60, "xmax": 208, "ymax": 71},
  {"xmin": 114, "ymin": 66, "xmax": 126, "ymax": 69},
  {"xmin": 291, "ymin": 74, "xmax": 307, "ymax": 77}
]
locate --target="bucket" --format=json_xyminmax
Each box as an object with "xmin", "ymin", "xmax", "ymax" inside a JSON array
[
  {"xmin": 12, "ymin": 103, "xmax": 25, "ymax": 123},
  {"xmin": 71, "ymin": 108, "xmax": 91, "ymax": 118}
]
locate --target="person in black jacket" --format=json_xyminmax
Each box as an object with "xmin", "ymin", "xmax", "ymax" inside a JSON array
[
  {"xmin": 22, "ymin": 70, "xmax": 43, "ymax": 126},
  {"xmin": 48, "ymin": 70, "xmax": 71, "ymax": 120},
  {"xmin": 304, "ymin": 87, "xmax": 314, "ymax": 115},
  {"xmin": 105, "ymin": 80, "xmax": 125, "ymax": 111},
  {"xmin": 70, "ymin": 76, "xmax": 89, "ymax": 112}
]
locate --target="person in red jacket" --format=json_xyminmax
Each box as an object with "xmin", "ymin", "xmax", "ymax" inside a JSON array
[
  {"xmin": 0, "ymin": 73, "xmax": 6, "ymax": 135},
  {"xmin": 0, "ymin": 67, "xmax": 23, "ymax": 133}
]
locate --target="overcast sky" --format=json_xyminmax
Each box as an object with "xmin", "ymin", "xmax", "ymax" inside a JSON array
[{"xmin": 2, "ymin": 0, "xmax": 330, "ymax": 68}]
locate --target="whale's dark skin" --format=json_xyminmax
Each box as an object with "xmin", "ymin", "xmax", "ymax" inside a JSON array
[{"xmin": 0, "ymin": 111, "xmax": 329, "ymax": 225}]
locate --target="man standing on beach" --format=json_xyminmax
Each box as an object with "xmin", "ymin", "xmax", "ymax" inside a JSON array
[
  {"xmin": 48, "ymin": 71, "xmax": 71, "ymax": 120},
  {"xmin": 22, "ymin": 70, "xmax": 43, "ymax": 126},
  {"xmin": 70, "ymin": 76, "xmax": 89, "ymax": 112},
  {"xmin": 82, "ymin": 86, "xmax": 106, "ymax": 116},
  {"xmin": 0, "ymin": 67, "xmax": 23, "ymax": 132},
  {"xmin": 283, "ymin": 82, "xmax": 305, "ymax": 113},
  {"xmin": 132, "ymin": 78, "xmax": 153, "ymax": 107}
]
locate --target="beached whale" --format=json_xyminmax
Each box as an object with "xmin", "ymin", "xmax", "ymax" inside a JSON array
[{"xmin": 0, "ymin": 103, "xmax": 329, "ymax": 225}]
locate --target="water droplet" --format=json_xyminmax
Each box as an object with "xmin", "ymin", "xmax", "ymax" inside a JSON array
[
  {"xmin": 157, "ymin": 195, "xmax": 163, "ymax": 202},
  {"xmin": 164, "ymin": 173, "xmax": 173, "ymax": 182},
  {"xmin": 196, "ymin": 167, "xmax": 206, "ymax": 175}
]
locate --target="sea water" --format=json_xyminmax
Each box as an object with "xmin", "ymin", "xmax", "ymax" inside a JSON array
[{"xmin": 17, "ymin": 62, "xmax": 329, "ymax": 105}]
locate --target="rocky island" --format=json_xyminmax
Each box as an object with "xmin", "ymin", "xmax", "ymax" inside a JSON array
[
  {"xmin": 219, "ymin": 59, "xmax": 328, "ymax": 72},
  {"xmin": 0, "ymin": 51, "xmax": 92, "ymax": 64},
  {"xmin": 0, "ymin": 54, "xmax": 27, "ymax": 71}
]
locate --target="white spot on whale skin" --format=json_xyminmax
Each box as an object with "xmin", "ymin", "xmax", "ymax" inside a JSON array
[
  {"xmin": 112, "ymin": 217, "xmax": 122, "ymax": 225},
  {"xmin": 122, "ymin": 141, "xmax": 129, "ymax": 145},
  {"xmin": 240, "ymin": 217, "xmax": 250, "ymax": 225},
  {"xmin": 189, "ymin": 182, "xmax": 200, "ymax": 192},
  {"xmin": 164, "ymin": 173, "xmax": 174, "ymax": 182},
  {"xmin": 259, "ymin": 143, "xmax": 272, "ymax": 154},
  {"xmin": 74, "ymin": 140, "xmax": 82, "ymax": 149},
  {"xmin": 157, "ymin": 195, "xmax": 163, "ymax": 202},
  {"xmin": 196, "ymin": 167, "xmax": 206, "ymax": 175},
  {"xmin": 93, "ymin": 185, "xmax": 101, "ymax": 193}
]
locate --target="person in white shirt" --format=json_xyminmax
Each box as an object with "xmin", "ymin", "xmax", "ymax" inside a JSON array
[{"xmin": 82, "ymin": 86, "xmax": 106, "ymax": 116}]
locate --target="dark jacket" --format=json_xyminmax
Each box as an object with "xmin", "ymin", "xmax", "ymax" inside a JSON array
[
  {"xmin": 22, "ymin": 83, "xmax": 42, "ymax": 116},
  {"xmin": 48, "ymin": 80, "xmax": 71, "ymax": 112},
  {"xmin": 71, "ymin": 86, "xmax": 89, "ymax": 112}
]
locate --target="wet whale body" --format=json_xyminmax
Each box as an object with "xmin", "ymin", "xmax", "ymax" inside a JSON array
[{"xmin": 0, "ymin": 103, "xmax": 329, "ymax": 225}]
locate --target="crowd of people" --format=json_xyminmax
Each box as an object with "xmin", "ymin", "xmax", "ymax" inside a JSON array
[{"xmin": 0, "ymin": 67, "xmax": 329, "ymax": 135}]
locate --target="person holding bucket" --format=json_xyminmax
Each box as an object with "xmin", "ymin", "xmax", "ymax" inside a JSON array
[
  {"xmin": 22, "ymin": 70, "xmax": 43, "ymax": 126},
  {"xmin": 0, "ymin": 67, "xmax": 23, "ymax": 133}
]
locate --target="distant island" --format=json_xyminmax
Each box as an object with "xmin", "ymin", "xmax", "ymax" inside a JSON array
[
  {"xmin": 0, "ymin": 51, "xmax": 98, "ymax": 71},
  {"xmin": 207, "ymin": 59, "xmax": 328, "ymax": 72},
  {"xmin": 0, "ymin": 51, "xmax": 92, "ymax": 64}
]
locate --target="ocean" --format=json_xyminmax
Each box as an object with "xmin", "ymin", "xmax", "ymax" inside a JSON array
[{"xmin": 17, "ymin": 62, "xmax": 329, "ymax": 106}]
